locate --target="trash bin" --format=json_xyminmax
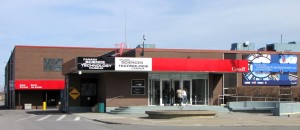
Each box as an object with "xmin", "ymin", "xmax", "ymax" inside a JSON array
[{"xmin": 98, "ymin": 103, "xmax": 105, "ymax": 113}]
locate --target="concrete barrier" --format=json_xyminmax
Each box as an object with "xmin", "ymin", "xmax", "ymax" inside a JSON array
[
  {"xmin": 227, "ymin": 101, "xmax": 277, "ymax": 112},
  {"xmin": 227, "ymin": 101, "xmax": 300, "ymax": 116},
  {"xmin": 145, "ymin": 110, "xmax": 217, "ymax": 119},
  {"xmin": 273, "ymin": 102, "xmax": 300, "ymax": 116}
]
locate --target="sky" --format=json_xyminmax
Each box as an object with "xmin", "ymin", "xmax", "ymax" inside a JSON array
[{"xmin": 1, "ymin": 0, "xmax": 300, "ymax": 90}]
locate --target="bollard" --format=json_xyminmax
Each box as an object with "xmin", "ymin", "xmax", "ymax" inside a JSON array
[{"xmin": 43, "ymin": 102, "xmax": 47, "ymax": 111}]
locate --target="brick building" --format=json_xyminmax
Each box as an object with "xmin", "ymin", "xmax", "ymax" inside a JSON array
[{"xmin": 4, "ymin": 44, "xmax": 300, "ymax": 112}]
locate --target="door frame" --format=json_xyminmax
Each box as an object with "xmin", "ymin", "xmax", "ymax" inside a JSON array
[
  {"xmin": 182, "ymin": 79, "xmax": 192, "ymax": 105},
  {"xmin": 148, "ymin": 78, "xmax": 193, "ymax": 106},
  {"xmin": 148, "ymin": 79, "xmax": 160, "ymax": 106},
  {"xmin": 160, "ymin": 79, "xmax": 170, "ymax": 106}
]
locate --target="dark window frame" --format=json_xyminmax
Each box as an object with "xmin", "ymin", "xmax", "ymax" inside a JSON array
[{"xmin": 43, "ymin": 58, "xmax": 63, "ymax": 71}]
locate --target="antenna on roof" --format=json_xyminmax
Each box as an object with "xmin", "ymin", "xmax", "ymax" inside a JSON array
[
  {"xmin": 141, "ymin": 34, "xmax": 146, "ymax": 57},
  {"xmin": 281, "ymin": 34, "xmax": 283, "ymax": 43},
  {"xmin": 124, "ymin": 8, "xmax": 127, "ymax": 44}
]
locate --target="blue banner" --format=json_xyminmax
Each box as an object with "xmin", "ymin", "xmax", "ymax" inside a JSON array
[
  {"xmin": 252, "ymin": 63, "xmax": 297, "ymax": 72},
  {"xmin": 243, "ymin": 54, "xmax": 298, "ymax": 86}
]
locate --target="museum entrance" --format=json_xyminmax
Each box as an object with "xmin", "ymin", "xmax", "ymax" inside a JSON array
[
  {"xmin": 149, "ymin": 73, "xmax": 209, "ymax": 106},
  {"xmin": 80, "ymin": 78, "xmax": 97, "ymax": 107}
]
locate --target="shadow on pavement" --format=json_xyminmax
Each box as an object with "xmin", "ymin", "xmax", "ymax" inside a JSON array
[{"xmin": 25, "ymin": 109, "xmax": 64, "ymax": 115}]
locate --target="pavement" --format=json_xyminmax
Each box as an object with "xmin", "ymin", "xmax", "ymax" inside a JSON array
[{"xmin": 73, "ymin": 112, "xmax": 300, "ymax": 127}]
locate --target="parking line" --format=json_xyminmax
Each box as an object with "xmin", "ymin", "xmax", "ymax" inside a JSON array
[
  {"xmin": 37, "ymin": 115, "xmax": 52, "ymax": 121},
  {"xmin": 56, "ymin": 114, "xmax": 67, "ymax": 121},
  {"xmin": 17, "ymin": 115, "xmax": 37, "ymax": 121},
  {"xmin": 74, "ymin": 116, "xmax": 80, "ymax": 121}
]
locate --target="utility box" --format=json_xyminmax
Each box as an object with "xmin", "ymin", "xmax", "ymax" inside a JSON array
[{"xmin": 24, "ymin": 103, "xmax": 32, "ymax": 110}]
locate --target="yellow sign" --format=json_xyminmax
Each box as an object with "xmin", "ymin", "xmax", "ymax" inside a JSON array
[{"xmin": 69, "ymin": 88, "xmax": 80, "ymax": 100}]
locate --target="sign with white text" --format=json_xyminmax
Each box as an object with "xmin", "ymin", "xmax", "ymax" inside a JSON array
[
  {"xmin": 15, "ymin": 80, "xmax": 65, "ymax": 90},
  {"xmin": 77, "ymin": 57, "xmax": 114, "ymax": 70},
  {"xmin": 131, "ymin": 79, "xmax": 145, "ymax": 95},
  {"xmin": 115, "ymin": 57, "xmax": 152, "ymax": 71}
]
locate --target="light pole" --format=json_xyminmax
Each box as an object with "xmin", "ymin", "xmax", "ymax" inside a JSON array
[{"xmin": 142, "ymin": 35, "xmax": 146, "ymax": 57}]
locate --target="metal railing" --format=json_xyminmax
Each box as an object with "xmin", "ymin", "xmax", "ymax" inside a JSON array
[{"xmin": 218, "ymin": 95, "xmax": 293, "ymax": 105}]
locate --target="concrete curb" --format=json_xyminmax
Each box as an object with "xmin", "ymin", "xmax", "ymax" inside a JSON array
[
  {"xmin": 73, "ymin": 112, "xmax": 300, "ymax": 127},
  {"xmin": 92, "ymin": 119, "xmax": 129, "ymax": 125}
]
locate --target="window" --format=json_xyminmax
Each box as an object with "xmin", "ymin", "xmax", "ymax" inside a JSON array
[{"xmin": 44, "ymin": 58, "xmax": 63, "ymax": 71}]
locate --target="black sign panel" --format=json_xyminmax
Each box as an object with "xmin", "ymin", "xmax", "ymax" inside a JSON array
[
  {"xmin": 131, "ymin": 87, "xmax": 145, "ymax": 95},
  {"xmin": 131, "ymin": 80, "xmax": 145, "ymax": 87},
  {"xmin": 77, "ymin": 57, "xmax": 114, "ymax": 70}
]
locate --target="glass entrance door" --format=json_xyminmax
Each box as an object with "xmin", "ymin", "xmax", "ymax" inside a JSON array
[
  {"xmin": 149, "ymin": 79, "xmax": 171, "ymax": 106},
  {"xmin": 173, "ymin": 80, "xmax": 180, "ymax": 105},
  {"xmin": 192, "ymin": 79, "xmax": 208, "ymax": 105},
  {"xmin": 183, "ymin": 80, "xmax": 192, "ymax": 105},
  {"xmin": 149, "ymin": 77, "xmax": 208, "ymax": 106},
  {"xmin": 173, "ymin": 80, "xmax": 192, "ymax": 105},
  {"xmin": 162, "ymin": 80, "xmax": 171, "ymax": 106},
  {"xmin": 149, "ymin": 80, "xmax": 160, "ymax": 105}
]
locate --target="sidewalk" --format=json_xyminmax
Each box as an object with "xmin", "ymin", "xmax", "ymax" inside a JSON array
[{"xmin": 74, "ymin": 112, "xmax": 300, "ymax": 126}]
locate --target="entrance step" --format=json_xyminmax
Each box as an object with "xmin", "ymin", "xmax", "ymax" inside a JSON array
[{"xmin": 108, "ymin": 106, "xmax": 229, "ymax": 114}]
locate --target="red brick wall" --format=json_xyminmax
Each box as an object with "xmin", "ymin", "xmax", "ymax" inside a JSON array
[
  {"xmin": 209, "ymin": 74, "xmax": 223, "ymax": 105},
  {"xmin": 142, "ymin": 49, "xmax": 223, "ymax": 59},
  {"xmin": 103, "ymin": 72, "xmax": 148, "ymax": 107},
  {"xmin": 14, "ymin": 46, "xmax": 114, "ymax": 79}
]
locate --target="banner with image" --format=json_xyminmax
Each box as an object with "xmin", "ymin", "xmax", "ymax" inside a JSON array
[{"xmin": 243, "ymin": 54, "xmax": 297, "ymax": 86}]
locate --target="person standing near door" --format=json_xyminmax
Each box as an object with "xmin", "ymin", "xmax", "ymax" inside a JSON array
[
  {"xmin": 182, "ymin": 88, "xmax": 188, "ymax": 105},
  {"xmin": 176, "ymin": 88, "xmax": 183, "ymax": 106}
]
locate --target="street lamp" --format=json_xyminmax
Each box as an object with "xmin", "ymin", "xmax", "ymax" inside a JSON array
[{"xmin": 142, "ymin": 35, "xmax": 146, "ymax": 57}]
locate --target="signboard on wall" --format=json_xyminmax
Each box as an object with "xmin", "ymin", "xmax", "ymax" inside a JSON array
[
  {"xmin": 15, "ymin": 80, "xmax": 65, "ymax": 90},
  {"xmin": 77, "ymin": 57, "xmax": 114, "ymax": 70},
  {"xmin": 76, "ymin": 57, "xmax": 249, "ymax": 72},
  {"xmin": 131, "ymin": 87, "xmax": 145, "ymax": 95},
  {"xmin": 131, "ymin": 79, "xmax": 145, "ymax": 95},
  {"xmin": 152, "ymin": 58, "xmax": 248, "ymax": 72},
  {"xmin": 243, "ymin": 54, "xmax": 298, "ymax": 86},
  {"xmin": 115, "ymin": 57, "xmax": 152, "ymax": 71},
  {"xmin": 132, "ymin": 79, "xmax": 145, "ymax": 86}
]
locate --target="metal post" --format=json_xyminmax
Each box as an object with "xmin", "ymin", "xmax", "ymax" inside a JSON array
[
  {"xmin": 46, "ymin": 92, "xmax": 48, "ymax": 106},
  {"xmin": 222, "ymin": 74, "xmax": 224, "ymax": 105},
  {"xmin": 66, "ymin": 75, "xmax": 69, "ymax": 113},
  {"xmin": 194, "ymin": 95, "xmax": 197, "ymax": 105},
  {"xmin": 10, "ymin": 90, "xmax": 12, "ymax": 109},
  {"xmin": 18, "ymin": 91, "xmax": 20, "ymax": 109},
  {"xmin": 281, "ymin": 34, "xmax": 283, "ymax": 43},
  {"xmin": 142, "ymin": 35, "xmax": 146, "ymax": 57}
]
